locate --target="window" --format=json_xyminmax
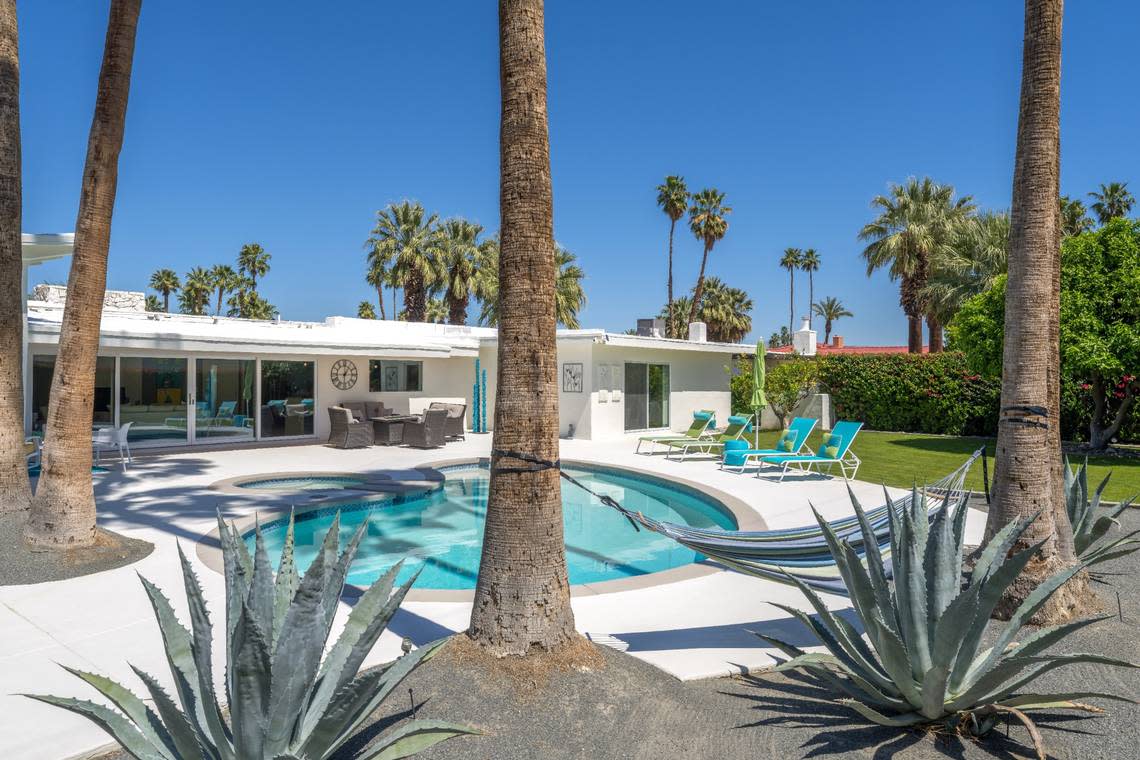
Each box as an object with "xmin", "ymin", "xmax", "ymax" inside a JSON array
[
  {"xmin": 624, "ymin": 362, "xmax": 670, "ymax": 431},
  {"xmin": 368, "ymin": 360, "xmax": 423, "ymax": 392},
  {"xmin": 31, "ymin": 355, "xmax": 115, "ymax": 434},
  {"xmin": 261, "ymin": 360, "xmax": 315, "ymax": 437}
]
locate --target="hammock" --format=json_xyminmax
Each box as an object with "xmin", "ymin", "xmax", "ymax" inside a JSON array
[{"xmin": 575, "ymin": 447, "xmax": 984, "ymax": 596}]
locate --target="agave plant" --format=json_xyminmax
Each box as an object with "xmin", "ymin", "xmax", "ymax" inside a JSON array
[
  {"xmin": 26, "ymin": 513, "xmax": 476, "ymax": 759},
  {"xmin": 1065, "ymin": 457, "xmax": 1139, "ymax": 566},
  {"xmin": 756, "ymin": 486, "xmax": 1136, "ymax": 757}
]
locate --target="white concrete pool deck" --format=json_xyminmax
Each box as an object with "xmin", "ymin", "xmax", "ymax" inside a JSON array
[{"xmin": 0, "ymin": 435, "xmax": 986, "ymax": 760}]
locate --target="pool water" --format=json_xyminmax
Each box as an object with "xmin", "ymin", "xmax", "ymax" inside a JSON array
[
  {"xmin": 236, "ymin": 475, "xmax": 367, "ymax": 491},
  {"xmin": 249, "ymin": 464, "xmax": 736, "ymax": 590}
]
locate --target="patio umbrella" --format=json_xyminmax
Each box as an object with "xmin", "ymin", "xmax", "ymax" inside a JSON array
[{"xmin": 749, "ymin": 340, "xmax": 766, "ymax": 447}]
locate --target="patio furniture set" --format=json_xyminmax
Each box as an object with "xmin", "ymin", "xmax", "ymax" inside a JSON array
[{"xmin": 327, "ymin": 401, "xmax": 467, "ymax": 450}]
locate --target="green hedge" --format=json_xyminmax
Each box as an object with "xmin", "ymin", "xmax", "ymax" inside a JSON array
[{"xmin": 818, "ymin": 353, "xmax": 1000, "ymax": 436}]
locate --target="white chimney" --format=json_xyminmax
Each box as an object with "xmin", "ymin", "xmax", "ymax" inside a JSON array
[
  {"xmin": 792, "ymin": 316, "xmax": 816, "ymax": 356},
  {"xmin": 688, "ymin": 321, "xmax": 707, "ymax": 342}
]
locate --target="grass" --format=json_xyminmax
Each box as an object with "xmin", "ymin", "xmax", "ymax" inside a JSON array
[{"xmin": 743, "ymin": 428, "xmax": 1140, "ymax": 503}]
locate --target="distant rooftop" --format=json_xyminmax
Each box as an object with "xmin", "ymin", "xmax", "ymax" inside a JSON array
[{"xmin": 768, "ymin": 335, "xmax": 928, "ymax": 356}]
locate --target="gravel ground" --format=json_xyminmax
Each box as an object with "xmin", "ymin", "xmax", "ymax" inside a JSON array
[{"xmin": 0, "ymin": 512, "xmax": 153, "ymax": 586}]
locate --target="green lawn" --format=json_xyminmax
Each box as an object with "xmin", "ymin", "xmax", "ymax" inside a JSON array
[{"xmin": 744, "ymin": 429, "xmax": 1140, "ymax": 503}]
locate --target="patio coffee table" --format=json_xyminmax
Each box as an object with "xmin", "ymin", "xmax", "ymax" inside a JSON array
[{"xmin": 370, "ymin": 414, "xmax": 420, "ymax": 446}]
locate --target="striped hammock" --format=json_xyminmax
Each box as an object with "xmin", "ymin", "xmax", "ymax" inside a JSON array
[{"xmin": 593, "ymin": 448, "xmax": 983, "ymax": 595}]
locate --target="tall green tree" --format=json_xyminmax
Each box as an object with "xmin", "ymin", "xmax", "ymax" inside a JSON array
[
  {"xmin": 811, "ymin": 296, "xmax": 853, "ymax": 346},
  {"xmin": 237, "ymin": 242, "xmax": 270, "ymax": 290},
  {"xmin": 778, "ymin": 247, "xmax": 801, "ymax": 334},
  {"xmin": 686, "ymin": 188, "xmax": 731, "ymax": 328},
  {"xmin": 800, "ymin": 248, "xmax": 820, "ymax": 330},
  {"xmin": 469, "ymin": 0, "xmax": 578, "ymax": 656},
  {"xmin": 226, "ymin": 275, "xmax": 276, "ymax": 319},
  {"xmin": 364, "ymin": 241, "xmax": 391, "ymax": 320},
  {"xmin": 923, "ymin": 210, "xmax": 1009, "ymax": 325},
  {"xmin": 659, "ymin": 278, "xmax": 752, "ymax": 343},
  {"xmin": 656, "ymin": 175, "xmax": 689, "ymax": 338},
  {"xmin": 143, "ymin": 294, "xmax": 161, "ymax": 312},
  {"xmin": 180, "ymin": 266, "xmax": 211, "ymax": 315},
  {"xmin": 1059, "ymin": 195, "xmax": 1093, "ymax": 238},
  {"xmin": 0, "ymin": 0, "xmax": 30, "ymax": 514},
  {"xmin": 436, "ymin": 218, "xmax": 483, "ymax": 325},
  {"xmin": 477, "ymin": 241, "xmax": 585, "ymax": 329},
  {"xmin": 1088, "ymin": 181, "xmax": 1134, "ymax": 225},
  {"xmin": 859, "ymin": 176, "xmax": 974, "ymax": 352},
  {"xmin": 366, "ymin": 200, "xmax": 439, "ymax": 322},
  {"xmin": 209, "ymin": 263, "xmax": 238, "ymax": 315},
  {"xmin": 26, "ymin": 0, "xmax": 143, "ymax": 549},
  {"xmin": 357, "ymin": 301, "xmax": 376, "ymax": 319},
  {"xmin": 148, "ymin": 268, "xmax": 180, "ymax": 312}
]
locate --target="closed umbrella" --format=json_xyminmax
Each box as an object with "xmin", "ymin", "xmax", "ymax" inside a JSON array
[{"xmin": 749, "ymin": 340, "xmax": 767, "ymax": 447}]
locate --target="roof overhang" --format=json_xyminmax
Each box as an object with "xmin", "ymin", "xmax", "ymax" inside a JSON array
[{"xmin": 21, "ymin": 233, "xmax": 75, "ymax": 266}]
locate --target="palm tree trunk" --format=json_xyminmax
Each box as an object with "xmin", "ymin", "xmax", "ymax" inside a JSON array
[
  {"xmin": 404, "ymin": 274, "xmax": 425, "ymax": 322},
  {"xmin": 469, "ymin": 0, "xmax": 577, "ymax": 656},
  {"xmin": 0, "ymin": 0, "xmax": 31, "ymax": 514},
  {"xmin": 687, "ymin": 241, "xmax": 711, "ymax": 327},
  {"xmin": 823, "ymin": 320, "xmax": 832, "ymax": 347},
  {"xmin": 788, "ymin": 270, "xmax": 795, "ymax": 334},
  {"xmin": 376, "ymin": 286, "xmax": 386, "ymax": 320},
  {"xmin": 448, "ymin": 293, "xmax": 468, "ymax": 325},
  {"xmin": 162, "ymin": 290, "xmax": 170, "ymax": 312},
  {"xmin": 666, "ymin": 218, "xmax": 675, "ymax": 338},
  {"xmin": 927, "ymin": 315, "xmax": 944, "ymax": 352},
  {"xmin": 985, "ymin": 0, "xmax": 1085, "ymax": 623},
  {"xmin": 215, "ymin": 289, "xmax": 223, "ymax": 316},
  {"xmin": 807, "ymin": 271, "xmax": 814, "ymax": 331},
  {"xmin": 25, "ymin": 0, "xmax": 141, "ymax": 549}
]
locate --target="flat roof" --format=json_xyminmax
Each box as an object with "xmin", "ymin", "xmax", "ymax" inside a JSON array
[{"xmin": 21, "ymin": 233, "xmax": 75, "ymax": 265}]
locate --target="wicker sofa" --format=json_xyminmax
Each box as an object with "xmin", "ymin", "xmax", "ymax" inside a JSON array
[{"xmin": 327, "ymin": 406, "xmax": 374, "ymax": 448}]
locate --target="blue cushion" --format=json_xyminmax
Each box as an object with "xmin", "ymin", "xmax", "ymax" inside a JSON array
[
  {"xmin": 727, "ymin": 415, "xmax": 749, "ymax": 426},
  {"xmin": 723, "ymin": 439, "xmax": 749, "ymax": 466}
]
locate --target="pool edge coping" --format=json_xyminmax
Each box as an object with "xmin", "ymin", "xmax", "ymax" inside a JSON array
[{"xmin": 195, "ymin": 457, "xmax": 766, "ymax": 602}]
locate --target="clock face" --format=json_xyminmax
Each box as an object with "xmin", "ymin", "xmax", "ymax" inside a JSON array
[{"xmin": 330, "ymin": 359, "xmax": 358, "ymax": 390}]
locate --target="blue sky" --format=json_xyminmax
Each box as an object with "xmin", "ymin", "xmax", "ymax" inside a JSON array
[{"xmin": 18, "ymin": 1, "xmax": 1140, "ymax": 345}]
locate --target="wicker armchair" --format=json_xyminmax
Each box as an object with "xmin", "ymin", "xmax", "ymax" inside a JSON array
[
  {"xmin": 327, "ymin": 406, "xmax": 374, "ymax": 448},
  {"xmin": 402, "ymin": 408, "xmax": 448, "ymax": 448},
  {"xmin": 427, "ymin": 402, "xmax": 467, "ymax": 440}
]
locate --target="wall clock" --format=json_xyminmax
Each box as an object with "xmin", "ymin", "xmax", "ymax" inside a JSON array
[{"xmin": 330, "ymin": 359, "xmax": 358, "ymax": 390}]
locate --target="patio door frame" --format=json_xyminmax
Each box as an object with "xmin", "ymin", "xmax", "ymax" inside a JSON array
[
  {"xmin": 187, "ymin": 356, "xmax": 262, "ymax": 445},
  {"xmin": 623, "ymin": 361, "xmax": 671, "ymax": 432}
]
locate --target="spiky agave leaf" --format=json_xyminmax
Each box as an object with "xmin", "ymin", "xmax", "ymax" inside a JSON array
[
  {"xmin": 1065, "ymin": 457, "xmax": 1139, "ymax": 564},
  {"xmin": 353, "ymin": 719, "xmax": 482, "ymax": 760}
]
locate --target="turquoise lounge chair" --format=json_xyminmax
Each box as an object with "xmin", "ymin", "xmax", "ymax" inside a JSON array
[
  {"xmin": 720, "ymin": 417, "xmax": 818, "ymax": 473},
  {"xmin": 757, "ymin": 420, "xmax": 863, "ymax": 481},
  {"xmin": 664, "ymin": 414, "xmax": 754, "ymax": 461},
  {"xmin": 636, "ymin": 410, "xmax": 715, "ymax": 454}
]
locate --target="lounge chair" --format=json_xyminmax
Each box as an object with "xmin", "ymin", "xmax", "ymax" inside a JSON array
[
  {"xmin": 635, "ymin": 410, "xmax": 715, "ymax": 454},
  {"xmin": 720, "ymin": 417, "xmax": 818, "ymax": 473},
  {"xmin": 756, "ymin": 420, "xmax": 863, "ymax": 481},
  {"xmin": 664, "ymin": 414, "xmax": 754, "ymax": 461}
]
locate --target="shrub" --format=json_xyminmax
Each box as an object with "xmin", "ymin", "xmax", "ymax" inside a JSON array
[
  {"xmin": 767, "ymin": 358, "xmax": 820, "ymax": 428},
  {"xmin": 819, "ymin": 353, "xmax": 999, "ymax": 436}
]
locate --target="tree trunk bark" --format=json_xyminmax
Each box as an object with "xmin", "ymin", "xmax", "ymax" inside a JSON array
[
  {"xmin": 788, "ymin": 271, "xmax": 795, "ymax": 334},
  {"xmin": 376, "ymin": 286, "xmax": 386, "ymax": 320},
  {"xmin": 927, "ymin": 315, "xmax": 944, "ymax": 352},
  {"xmin": 25, "ymin": 0, "xmax": 141, "ymax": 549},
  {"xmin": 807, "ymin": 272, "xmax": 814, "ymax": 331},
  {"xmin": 687, "ymin": 241, "xmax": 711, "ymax": 327},
  {"xmin": 0, "ymin": 0, "xmax": 31, "ymax": 514},
  {"xmin": 985, "ymin": 0, "xmax": 1086, "ymax": 623},
  {"xmin": 403, "ymin": 273, "xmax": 425, "ymax": 322},
  {"xmin": 469, "ymin": 0, "xmax": 577, "ymax": 656},
  {"xmin": 907, "ymin": 315, "xmax": 923, "ymax": 353},
  {"xmin": 448, "ymin": 293, "xmax": 468, "ymax": 325},
  {"xmin": 666, "ymin": 218, "xmax": 675, "ymax": 338},
  {"xmin": 162, "ymin": 291, "xmax": 170, "ymax": 312}
]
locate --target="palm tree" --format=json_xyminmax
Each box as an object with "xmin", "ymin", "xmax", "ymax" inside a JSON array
[
  {"xmin": 366, "ymin": 201, "xmax": 439, "ymax": 322},
  {"xmin": 778, "ymin": 247, "xmax": 801, "ymax": 334},
  {"xmin": 364, "ymin": 241, "xmax": 391, "ymax": 320},
  {"xmin": 423, "ymin": 297, "xmax": 448, "ymax": 324},
  {"xmin": 986, "ymin": 0, "xmax": 1085, "ymax": 624},
  {"xmin": 0, "ymin": 0, "xmax": 31, "ymax": 514},
  {"xmin": 436, "ymin": 218, "xmax": 482, "ymax": 325},
  {"xmin": 476, "ymin": 241, "xmax": 586, "ymax": 329},
  {"xmin": 923, "ymin": 211, "xmax": 1009, "ymax": 324},
  {"xmin": 811, "ymin": 296, "xmax": 853, "ymax": 346},
  {"xmin": 148, "ymin": 268, "xmax": 180, "ymax": 312},
  {"xmin": 469, "ymin": 0, "xmax": 578, "ymax": 656},
  {"xmin": 686, "ymin": 189, "xmax": 731, "ymax": 327},
  {"xmin": 859, "ymin": 176, "xmax": 974, "ymax": 352},
  {"xmin": 1059, "ymin": 195, "xmax": 1092, "ymax": 238},
  {"xmin": 25, "ymin": 0, "xmax": 142, "ymax": 549},
  {"xmin": 227, "ymin": 284, "xmax": 276, "ymax": 320},
  {"xmin": 1088, "ymin": 181, "xmax": 1134, "ymax": 225},
  {"xmin": 179, "ymin": 266, "xmax": 211, "ymax": 315},
  {"xmin": 144, "ymin": 294, "xmax": 161, "ymax": 312},
  {"xmin": 209, "ymin": 264, "xmax": 238, "ymax": 315},
  {"xmin": 357, "ymin": 301, "xmax": 376, "ymax": 319},
  {"xmin": 237, "ymin": 242, "xmax": 270, "ymax": 290},
  {"xmin": 697, "ymin": 277, "xmax": 753, "ymax": 343},
  {"xmin": 656, "ymin": 175, "xmax": 689, "ymax": 338},
  {"xmin": 800, "ymin": 248, "xmax": 820, "ymax": 329}
]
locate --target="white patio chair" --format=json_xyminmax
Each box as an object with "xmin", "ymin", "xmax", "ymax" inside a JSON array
[{"xmin": 93, "ymin": 421, "xmax": 133, "ymax": 470}]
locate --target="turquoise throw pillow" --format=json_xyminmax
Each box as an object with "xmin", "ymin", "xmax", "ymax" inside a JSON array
[{"xmin": 823, "ymin": 433, "xmax": 842, "ymax": 458}]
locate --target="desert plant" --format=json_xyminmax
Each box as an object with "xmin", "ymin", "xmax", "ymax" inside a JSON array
[
  {"xmin": 1065, "ymin": 457, "xmax": 1139, "ymax": 566},
  {"xmin": 757, "ymin": 486, "xmax": 1135, "ymax": 757},
  {"xmin": 25, "ymin": 513, "xmax": 476, "ymax": 759}
]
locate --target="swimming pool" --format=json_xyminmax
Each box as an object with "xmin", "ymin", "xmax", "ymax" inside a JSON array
[
  {"xmin": 248, "ymin": 463, "xmax": 736, "ymax": 590},
  {"xmin": 235, "ymin": 475, "xmax": 367, "ymax": 491}
]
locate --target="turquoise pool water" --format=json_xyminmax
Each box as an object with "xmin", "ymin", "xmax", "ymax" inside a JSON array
[
  {"xmin": 249, "ymin": 463, "xmax": 736, "ymax": 590},
  {"xmin": 236, "ymin": 475, "xmax": 367, "ymax": 491}
]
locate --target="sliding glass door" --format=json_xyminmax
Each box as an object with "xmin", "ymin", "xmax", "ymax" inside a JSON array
[
  {"xmin": 260, "ymin": 360, "xmax": 315, "ymax": 438},
  {"xmin": 194, "ymin": 358, "xmax": 256, "ymax": 443},
  {"xmin": 119, "ymin": 357, "xmax": 190, "ymax": 447},
  {"xmin": 624, "ymin": 362, "xmax": 669, "ymax": 431}
]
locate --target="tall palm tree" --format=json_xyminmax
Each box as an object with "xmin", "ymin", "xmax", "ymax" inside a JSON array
[
  {"xmin": 436, "ymin": 218, "xmax": 483, "ymax": 325},
  {"xmin": 366, "ymin": 200, "xmax": 439, "ymax": 322},
  {"xmin": 923, "ymin": 211, "xmax": 1009, "ymax": 324},
  {"xmin": 148, "ymin": 268, "xmax": 180, "ymax": 312},
  {"xmin": 1058, "ymin": 195, "xmax": 1092, "ymax": 238},
  {"xmin": 1088, "ymin": 181, "xmax": 1134, "ymax": 225},
  {"xmin": 236, "ymin": 242, "xmax": 270, "ymax": 290},
  {"xmin": 179, "ymin": 266, "xmax": 211, "ymax": 315},
  {"xmin": 0, "ymin": 0, "xmax": 30, "ymax": 514},
  {"xmin": 656, "ymin": 175, "xmax": 688, "ymax": 338},
  {"xmin": 423, "ymin": 296, "xmax": 448, "ymax": 324},
  {"xmin": 209, "ymin": 264, "xmax": 238, "ymax": 315},
  {"xmin": 799, "ymin": 248, "xmax": 820, "ymax": 329},
  {"xmin": 778, "ymin": 247, "xmax": 801, "ymax": 334},
  {"xmin": 357, "ymin": 300, "xmax": 376, "ymax": 319},
  {"xmin": 697, "ymin": 277, "xmax": 753, "ymax": 343},
  {"xmin": 686, "ymin": 188, "xmax": 731, "ymax": 327},
  {"xmin": 859, "ymin": 176, "xmax": 974, "ymax": 352},
  {"xmin": 987, "ymin": 0, "xmax": 1084, "ymax": 624},
  {"xmin": 364, "ymin": 236, "xmax": 391, "ymax": 320},
  {"xmin": 25, "ymin": 0, "xmax": 142, "ymax": 549},
  {"xmin": 476, "ymin": 241, "xmax": 586, "ymax": 329},
  {"xmin": 469, "ymin": 0, "xmax": 578, "ymax": 656},
  {"xmin": 811, "ymin": 296, "xmax": 853, "ymax": 346}
]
